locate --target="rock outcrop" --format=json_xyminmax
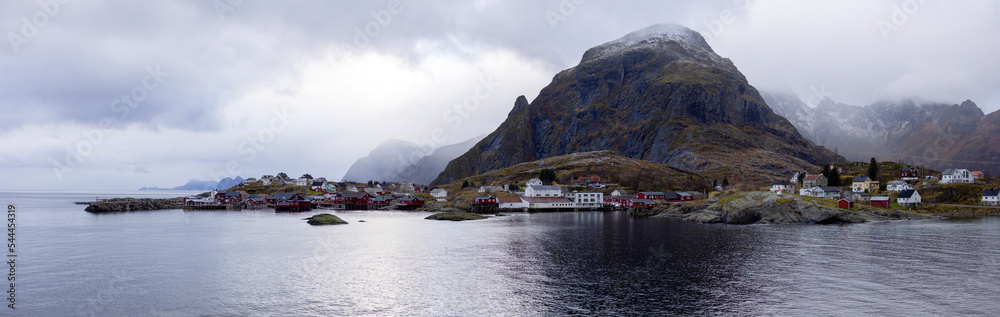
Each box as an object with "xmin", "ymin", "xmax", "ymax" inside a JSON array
[
  {"xmin": 652, "ymin": 191, "xmax": 933, "ymax": 224},
  {"xmin": 84, "ymin": 198, "xmax": 182, "ymax": 213}
]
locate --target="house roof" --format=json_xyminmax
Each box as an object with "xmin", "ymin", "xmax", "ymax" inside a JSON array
[
  {"xmin": 803, "ymin": 174, "xmax": 824, "ymax": 180},
  {"xmin": 429, "ymin": 188, "xmax": 447, "ymax": 193},
  {"xmin": 312, "ymin": 181, "xmax": 324, "ymax": 186},
  {"xmin": 614, "ymin": 194, "xmax": 636, "ymax": 200},
  {"xmin": 898, "ymin": 189, "xmax": 917, "ymax": 199},
  {"xmin": 341, "ymin": 192, "xmax": 370, "ymax": 198},
  {"xmin": 272, "ymin": 193, "xmax": 303, "ymax": 200},
  {"xmin": 886, "ymin": 180, "xmax": 906, "ymax": 185},
  {"xmin": 871, "ymin": 196, "xmax": 890, "ymax": 201},
  {"xmin": 497, "ymin": 197, "xmax": 523, "ymax": 203},
  {"xmin": 521, "ymin": 197, "xmax": 573, "ymax": 204},
  {"xmin": 663, "ymin": 191, "xmax": 681, "ymax": 200},
  {"xmin": 528, "ymin": 185, "xmax": 562, "ymax": 191},
  {"xmin": 818, "ymin": 186, "xmax": 841, "ymax": 193},
  {"xmin": 398, "ymin": 197, "xmax": 424, "ymax": 202},
  {"xmin": 852, "ymin": 176, "xmax": 870, "ymax": 182},
  {"xmin": 639, "ymin": 191, "xmax": 666, "ymax": 196},
  {"xmin": 902, "ymin": 166, "xmax": 916, "ymax": 171},
  {"xmin": 474, "ymin": 196, "xmax": 495, "ymax": 200},
  {"xmin": 631, "ymin": 199, "xmax": 655, "ymax": 204},
  {"xmin": 982, "ymin": 189, "xmax": 1000, "ymax": 197}
]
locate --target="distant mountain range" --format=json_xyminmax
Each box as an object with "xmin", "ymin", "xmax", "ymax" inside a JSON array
[
  {"xmin": 432, "ymin": 24, "xmax": 841, "ymax": 185},
  {"xmin": 139, "ymin": 176, "xmax": 244, "ymax": 191},
  {"xmin": 762, "ymin": 91, "xmax": 1000, "ymax": 175},
  {"xmin": 341, "ymin": 136, "xmax": 482, "ymax": 185}
]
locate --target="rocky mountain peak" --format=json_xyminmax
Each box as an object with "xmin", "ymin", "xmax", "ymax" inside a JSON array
[{"xmin": 580, "ymin": 23, "xmax": 722, "ymax": 66}]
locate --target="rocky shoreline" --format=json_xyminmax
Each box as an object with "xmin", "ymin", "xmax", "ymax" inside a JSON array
[
  {"xmin": 84, "ymin": 198, "xmax": 183, "ymax": 213},
  {"xmin": 640, "ymin": 191, "xmax": 936, "ymax": 224}
]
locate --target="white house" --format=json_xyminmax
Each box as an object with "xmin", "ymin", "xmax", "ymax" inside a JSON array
[
  {"xmin": 982, "ymin": 189, "xmax": 1000, "ymax": 206},
  {"xmin": 430, "ymin": 188, "xmax": 448, "ymax": 198},
  {"xmin": 497, "ymin": 197, "xmax": 525, "ymax": 209},
  {"xmin": 524, "ymin": 185, "xmax": 562, "ymax": 197},
  {"xmin": 526, "ymin": 178, "xmax": 543, "ymax": 186},
  {"xmin": 886, "ymin": 180, "xmax": 912, "ymax": 192},
  {"xmin": 940, "ymin": 169, "xmax": 975, "ymax": 184},
  {"xmin": 770, "ymin": 182, "xmax": 795, "ymax": 193},
  {"xmin": 477, "ymin": 185, "xmax": 507, "ymax": 193},
  {"xmin": 295, "ymin": 177, "xmax": 310, "ymax": 186},
  {"xmin": 611, "ymin": 189, "xmax": 627, "ymax": 196},
  {"xmin": 802, "ymin": 186, "xmax": 840, "ymax": 199},
  {"xmin": 897, "ymin": 189, "xmax": 921, "ymax": 206},
  {"xmin": 572, "ymin": 192, "xmax": 604, "ymax": 208}
]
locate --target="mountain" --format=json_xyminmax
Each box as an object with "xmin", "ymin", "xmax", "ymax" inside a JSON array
[
  {"xmin": 215, "ymin": 176, "xmax": 244, "ymax": 190},
  {"xmin": 432, "ymin": 24, "xmax": 841, "ymax": 185},
  {"xmin": 393, "ymin": 136, "xmax": 483, "ymax": 185},
  {"xmin": 762, "ymin": 91, "xmax": 1000, "ymax": 174},
  {"xmin": 138, "ymin": 178, "xmax": 237, "ymax": 191},
  {"xmin": 341, "ymin": 139, "xmax": 423, "ymax": 182},
  {"xmin": 341, "ymin": 136, "xmax": 484, "ymax": 184}
]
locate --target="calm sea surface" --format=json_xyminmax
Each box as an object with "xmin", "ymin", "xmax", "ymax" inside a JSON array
[{"xmin": 4, "ymin": 191, "xmax": 1000, "ymax": 316}]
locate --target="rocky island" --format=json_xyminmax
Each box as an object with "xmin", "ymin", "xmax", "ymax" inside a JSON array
[
  {"xmin": 648, "ymin": 191, "xmax": 935, "ymax": 224},
  {"xmin": 84, "ymin": 198, "xmax": 182, "ymax": 213}
]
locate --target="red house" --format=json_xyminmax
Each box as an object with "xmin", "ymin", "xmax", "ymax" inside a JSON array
[
  {"xmin": 473, "ymin": 195, "xmax": 497, "ymax": 204},
  {"xmin": 900, "ymin": 166, "xmax": 920, "ymax": 179},
  {"xmin": 629, "ymin": 199, "xmax": 656, "ymax": 208},
  {"xmin": 636, "ymin": 192, "xmax": 666, "ymax": 200},
  {"xmin": 837, "ymin": 199, "xmax": 854, "ymax": 209},
  {"xmin": 870, "ymin": 196, "xmax": 890, "ymax": 208},
  {"xmin": 267, "ymin": 193, "xmax": 305, "ymax": 204},
  {"xmin": 676, "ymin": 192, "xmax": 695, "ymax": 201}
]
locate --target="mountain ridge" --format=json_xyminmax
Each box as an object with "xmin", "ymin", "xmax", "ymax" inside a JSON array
[{"xmin": 762, "ymin": 91, "xmax": 1000, "ymax": 174}]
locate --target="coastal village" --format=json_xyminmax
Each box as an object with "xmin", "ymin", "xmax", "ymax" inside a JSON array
[{"xmin": 176, "ymin": 160, "xmax": 1000, "ymax": 215}]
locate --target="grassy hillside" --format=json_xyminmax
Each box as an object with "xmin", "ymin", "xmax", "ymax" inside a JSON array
[{"xmin": 436, "ymin": 151, "xmax": 712, "ymax": 194}]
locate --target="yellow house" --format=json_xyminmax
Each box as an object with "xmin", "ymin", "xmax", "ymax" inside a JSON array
[{"xmin": 851, "ymin": 176, "xmax": 879, "ymax": 193}]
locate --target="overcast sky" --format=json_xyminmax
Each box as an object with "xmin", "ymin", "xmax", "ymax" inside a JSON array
[{"xmin": 1, "ymin": 0, "xmax": 998, "ymax": 190}]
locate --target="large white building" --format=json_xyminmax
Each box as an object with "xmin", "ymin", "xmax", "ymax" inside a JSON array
[
  {"xmin": 524, "ymin": 185, "xmax": 562, "ymax": 197},
  {"xmin": 572, "ymin": 192, "xmax": 604, "ymax": 208},
  {"xmin": 940, "ymin": 169, "xmax": 975, "ymax": 184}
]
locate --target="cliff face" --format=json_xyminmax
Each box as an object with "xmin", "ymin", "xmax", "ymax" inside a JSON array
[
  {"xmin": 433, "ymin": 24, "xmax": 841, "ymax": 185},
  {"xmin": 764, "ymin": 91, "xmax": 1000, "ymax": 174}
]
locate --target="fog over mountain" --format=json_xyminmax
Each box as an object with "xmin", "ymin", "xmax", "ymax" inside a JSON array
[{"xmin": 763, "ymin": 90, "xmax": 1000, "ymax": 175}]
